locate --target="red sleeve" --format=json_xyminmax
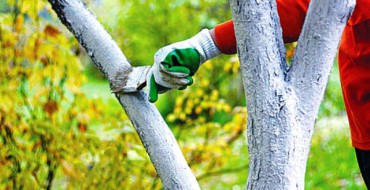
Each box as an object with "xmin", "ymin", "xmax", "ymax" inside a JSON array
[
  {"xmin": 348, "ymin": 0, "xmax": 370, "ymax": 25},
  {"xmin": 214, "ymin": 20, "xmax": 236, "ymax": 54},
  {"xmin": 214, "ymin": 0, "xmax": 310, "ymax": 54}
]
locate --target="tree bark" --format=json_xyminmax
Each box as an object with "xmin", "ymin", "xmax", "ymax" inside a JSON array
[
  {"xmin": 230, "ymin": 0, "xmax": 354, "ymax": 189},
  {"xmin": 47, "ymin": 0, "xmax": 199, "ymax": 189}
]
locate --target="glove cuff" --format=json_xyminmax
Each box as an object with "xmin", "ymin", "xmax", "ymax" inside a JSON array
[{"xmin": 190, "ymin": 29, "xmax": 221, "ymax": 64}]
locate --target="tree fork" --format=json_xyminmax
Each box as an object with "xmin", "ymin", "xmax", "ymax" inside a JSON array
[{"xmin": 230, "ymin": 0, "xmax": 354, "ymax": 189}]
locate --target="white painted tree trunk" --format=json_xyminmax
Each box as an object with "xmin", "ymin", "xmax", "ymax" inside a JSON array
[
  {"xmin": 48, "ymin": 0, "xmax": 200, "ymax": 189},
  {"xmin": 230, "ymin": 0, "xmax": 355, "ymax": 189}
]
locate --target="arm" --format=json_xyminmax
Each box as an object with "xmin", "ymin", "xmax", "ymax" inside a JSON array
[
  {"xmin": 212, "ymin": 0, "xmax": 310, "ymax": 54},
  {"xmin": 147, "ymin": 0, "xmax": 310, "ymax": 102}
]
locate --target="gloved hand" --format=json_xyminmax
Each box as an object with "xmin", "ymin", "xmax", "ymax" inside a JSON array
[{"xmin": 147, "ymin": 29, "xmax": 221, "ymax": 103}]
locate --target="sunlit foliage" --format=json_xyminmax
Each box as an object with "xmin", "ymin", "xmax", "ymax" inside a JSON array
[
  {"xmin": 0, "ymin": 0, "xmax": 247, "ymax": 189},
  {"xmin": 0, "ymin": 0, "xmax": 152, "ymax": 189},
  {"xmin": 89, "ymin": 0, "xmax": 232, "ymax": 66}
]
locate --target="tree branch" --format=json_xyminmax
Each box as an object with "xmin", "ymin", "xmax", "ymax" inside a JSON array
[
  {"xmin": 47, "ymin": 0, "xmax": 199, "ymax": 189},
  {"xmin": 288, "ymin": 0, "xmax": 355, "ymax": 124},
  {"xmin": 230, "ymin": 0, "xmax": 291, "ymax": 133},
  {"xmin": 230, "ymin": 0, "xmax": 288, "ymax": 93}
]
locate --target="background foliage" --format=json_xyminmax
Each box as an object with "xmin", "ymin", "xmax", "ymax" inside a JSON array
[{"xmin": 0, "ymin": 0, "xmax": 364, "ymax": 189}]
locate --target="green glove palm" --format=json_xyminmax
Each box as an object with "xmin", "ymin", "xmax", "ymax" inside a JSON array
[
  {"xmin": 148, "ymin": 48, "xmax": 200, "ymax": 102},
  {"xmin": 147, "ymin": 29, "xmax": 221, "ymax": 103}
]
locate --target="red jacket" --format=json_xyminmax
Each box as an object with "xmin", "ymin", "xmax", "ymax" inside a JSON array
[{"xmin": 214, "ymin": 0, "xmax": 370, "ymax": 150}]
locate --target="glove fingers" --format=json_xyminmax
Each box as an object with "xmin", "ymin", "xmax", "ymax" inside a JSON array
[
  {"xmin": 161, "ymin": 48, "xmax": 201, "ymax": 76},
  {"xmin": 185, "ymin": 76, "xmax": 193, "ymax": 86},
  {"xmin": 154, "ymin": 71, "xmax": 190, "ymax": 88},
  {"xmin": 178, "ymin": 76, "xmax": 194, "ymax": 90},
  {"xmin": 160, "ymin": 64, "xmax": 190, "ymax": 78}
]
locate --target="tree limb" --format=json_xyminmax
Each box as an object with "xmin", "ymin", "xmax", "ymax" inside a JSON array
[
  {"xmin": 289, "ymin": 0, "xmax": 355, "ymax": 126},
  {"xmin": 47, "ymin": 0, "xmax": 199, "ymax": 189}
]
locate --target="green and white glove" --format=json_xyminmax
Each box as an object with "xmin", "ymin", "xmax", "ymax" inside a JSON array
[{"xmin": 147, "ymin": 29, "xmax": 221, "ymax": 103}]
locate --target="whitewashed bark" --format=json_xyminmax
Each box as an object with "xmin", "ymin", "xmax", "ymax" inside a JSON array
[
  {"xmin": 48, "ymin": 0, "xmax": 200, "ymax": 189},
  {"xmin": 289, "ymin": 1, "xmax": 355, "ymax": 128},
  {"xmin": 230, "ymin": 0, "xmax": 354, "ymax": 189}
]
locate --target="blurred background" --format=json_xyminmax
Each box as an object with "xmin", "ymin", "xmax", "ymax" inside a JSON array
[{"xmin": 0, "ymin": 0, "xmax": 364, "ymax": 189}]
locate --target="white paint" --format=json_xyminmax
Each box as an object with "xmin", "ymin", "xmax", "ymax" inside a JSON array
[
  {"xmin": 230, "ymin": 0, "xmax": 354, "ymax": 189},
  {"xmin": 48, "ymin": 0, "xmax": 200, "ymax": 189}
]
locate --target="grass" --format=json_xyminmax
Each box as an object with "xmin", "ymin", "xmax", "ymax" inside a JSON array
[{"xmin": 306, "ymin": 117, "xmax": 365, "ymax": 189}]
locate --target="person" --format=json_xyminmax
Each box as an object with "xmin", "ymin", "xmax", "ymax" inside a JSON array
[{"xmin": 146, "ymin": 0, "xmax": 370, "ymax": 188}]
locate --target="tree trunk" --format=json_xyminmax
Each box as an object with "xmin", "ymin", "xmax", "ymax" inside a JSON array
[
  {"xmin": 230, "ymin": 0, "xmax": 354, "ymax": 189},
  {"xmin": 47, "ymin": 0, "xmax": 199, "ymax": 189}
]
